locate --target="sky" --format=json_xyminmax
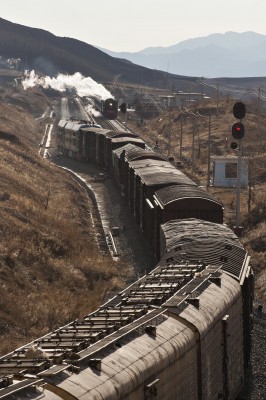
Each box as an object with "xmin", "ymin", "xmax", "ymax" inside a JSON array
[{"xmin": 1, "ymin": 0, "xmax": 266, "ymax": 52}]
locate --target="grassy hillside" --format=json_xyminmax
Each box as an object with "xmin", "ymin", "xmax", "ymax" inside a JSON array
[
  {"xmin": 0, "ymin": 86, "xmax": 126, "ymax": 355},
  {"xmin": 0, "ymin": 17, "xmax": 178, "ymax": 87}
]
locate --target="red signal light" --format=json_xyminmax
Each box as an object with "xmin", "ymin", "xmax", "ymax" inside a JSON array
[{"xmin": 232, "ymin": 122, "xmax": 244, "ymax": 140}]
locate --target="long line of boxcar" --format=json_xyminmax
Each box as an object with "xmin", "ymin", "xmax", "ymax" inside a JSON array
[
  {"xmin": 0, "ymin": 119, "xmax": 254, "ymax": 400},
  {"xmin": 57, "ymin": 119, "xmax": 224, "ymax": 261}
]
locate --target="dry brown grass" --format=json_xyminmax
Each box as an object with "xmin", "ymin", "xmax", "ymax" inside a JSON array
[{"xmin": 0, "ymin": 85, "xmax": 126, "ymax": 356}]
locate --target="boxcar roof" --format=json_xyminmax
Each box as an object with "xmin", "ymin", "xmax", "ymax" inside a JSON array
[
  {"xmin": 52, "ymin": 314, "xmax": 196, "ymax": 399},
  {"xmin": 160, "ymin": 219, "xmax": 247, "ymax": 281},
  {"xmin": 154, "ymin": 185, "xmax": 223, "ymax": 207},
  {"xmin": 64, "ymin": 121, "xmax": 92, "ymax": 131},
  {"xmin": 113, "ymin": 143, "xmax": 140, "ymax": 157},
  {"xmin": 129, "ymin": 160, "xmax": 196, "ymax": 186},
  {"xmin": 164, "ymin": 272, "xmax": 241, "ymax": 335},
  {"xmin": 126, "ymin": 148, "xmax": 166, "ymax": 161},
  {"xmin": 58, "ymin": 119, "xmax": 68, "ymax": 128},
  {"xmin": 81, "ymin": 126, "xmax": 109, "ymax": 132},
  {"xmin": 106, "ymin": 130, "xmax": 139, "ymax": 139},
  {"xmin": 111, "ymin": 137, "xmax": 145, "ymax": 145},
  {"xmin": 113, "ymin": 145, "xmax": 166, "ymax": 162}
]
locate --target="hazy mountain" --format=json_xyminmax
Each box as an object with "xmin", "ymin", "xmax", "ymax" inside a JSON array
[
  {"xmin": 0, "ymin": 17, "xmax": 197, "ymax": 89},
  {"xmin": 98, "ymin": 32, "xmax": 266, "ymax": 78}
]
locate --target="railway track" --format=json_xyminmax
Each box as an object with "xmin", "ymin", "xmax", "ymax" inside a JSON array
[{"xmin": 54, "ymin": 97, "xmax": 142, "ymax": 260}]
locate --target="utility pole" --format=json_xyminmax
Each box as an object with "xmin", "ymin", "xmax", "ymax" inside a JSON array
[
  {"xmin": 179, "ymin": 115, "xmax": 183, "ymax": 160},
  {"xmin": 248, "ymin": 157, "xmax": 252, "ymax": 214},
  {"xmin": 192, "ymin": 117, "xmax": 195, "ymax": 171},
  {"xmin": 236, "ymin": 142, "xmax": 242, "ymax": 230},
  {"xmin": 216, "ymin": 83, "xmax": 219, "ymax": 116},
  {"xmin": 167, "ymin": 99, "xmax": 171, "ymax": 157},
  {"xmin": 207, "ymin": 114, "xmax": 211, "ymax": 188},
  {"xmin": 231, "ymin": 102, "xmax": 246, "ymax": 236},
  {"xmin": 201, "ymin": 77, "xmax": 204, "ymax": 105},
  {"xmin": 257, "ymin": 88, "xmax": 262, "ymax": 151}
]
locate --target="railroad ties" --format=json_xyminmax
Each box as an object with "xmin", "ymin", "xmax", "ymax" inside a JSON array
[{"xmin": 0, "ymin": 261, "xmax": 205, "ymax": 397}]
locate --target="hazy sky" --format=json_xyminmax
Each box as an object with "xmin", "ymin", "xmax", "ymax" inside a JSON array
[{"xmin": 1, "ymin": 0, "xmax": 266, "ymax": 52}]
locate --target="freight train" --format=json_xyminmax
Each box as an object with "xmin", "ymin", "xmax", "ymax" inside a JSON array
[
  {"xmin": 57, "ymin": 120, "xmax": 224, "ymax": 260},
  {"xmin": 0, "ymin": 120, "xmax": 254, "ymax": 400}
]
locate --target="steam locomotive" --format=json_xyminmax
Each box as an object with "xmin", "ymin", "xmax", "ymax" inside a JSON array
[{"xmin": 101, "ymin": 97, "xmax": 118, "ymax": 119}]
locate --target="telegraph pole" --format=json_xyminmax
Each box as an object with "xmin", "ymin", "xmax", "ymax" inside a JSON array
[
  {"xmin": 207, "ymin": 114, "xmax": 211, "ymax": 188},
  {"xmin": 258, "ymin": 88, "xmax": 262, "ymax": 150},
  {"xmin": 192, "ymin": 117, "xmax": 195, "ymax": 172},
  {"xmin": 216, "ymin": 83, "xmax": 219, "ymax": 116},
  {"xmin": 236, "ymin": 141, "xmax": 242, "ymax": 230},
  {"xmin": 167, "ymin": 99, "xmax": 171, "ymax": 157},
  {"xmin": 179, "ymin": 115, "xmax": 183, "ymax": 159}
]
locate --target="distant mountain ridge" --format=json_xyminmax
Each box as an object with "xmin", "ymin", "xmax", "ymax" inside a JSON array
[
  {"xmin": 98, "ymin": 32, "xmax": 266, "ymax": 78},
  {"xmin": 0, "ymin": 17, "xmax": 197, "ymax": 89},
  {"xmin": 0, "ymin": 18, "xmax": 182, "ymax": 87}
]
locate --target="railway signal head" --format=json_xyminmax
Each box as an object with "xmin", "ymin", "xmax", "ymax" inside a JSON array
[
  {"xmin": 231, "ymin": 141, "xmax": 238, "ymax": 150},
  {"xmin": 120, "ymin": 103, "xmax": 127, "ymax": 113},
  {"xmin": 232, "ymin": 122, "xmax": 245, "ymax": 140},
  {"xmin": 233, "ymin": 102, "xmax": 246, "ymax": 120}
]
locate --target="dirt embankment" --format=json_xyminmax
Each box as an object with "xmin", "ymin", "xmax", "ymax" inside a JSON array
[{"xmin": 0, "ymin": 85, "xmax": 126, "ymax": 356}]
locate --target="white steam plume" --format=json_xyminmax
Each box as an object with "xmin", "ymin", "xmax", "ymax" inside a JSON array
[{"xmin": 22, "ymin": 71, "xmax": 113, "ymax": 101}]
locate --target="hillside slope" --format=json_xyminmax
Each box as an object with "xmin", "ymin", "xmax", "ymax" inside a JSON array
[
  {"xmin": 0, "ymin": 86, "xmax": 125, "ymax": 355},
  {"xmin": 0, "ymin": 17, "xmax": 193, "ymax": 88}
]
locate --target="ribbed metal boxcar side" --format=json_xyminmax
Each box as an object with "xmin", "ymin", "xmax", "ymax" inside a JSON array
[
  {"xmin": 127, "ymin": 159, "xmax": 196, "ymax": 232},
  {"xmin": 105, "ymin": 130, "xmax": 139, "ymax": 169},
  {"xmin": 53, "ymin": 315, "xmax": 198, "ymax": 400},
  {"xmin": 80, "ymin": 127, "xmax": 111, "ymax": 165},
  {"xmin": 57, "ymin": 119, "xmax": 68, "ymax": 154},
  {"xmin": 152, "ymin": 187, "xmax": 224, "ymax": 261},
  {"xmin": 112, "ymin": 144, "xmax": 139, "ymax": 193},
  {"xmin": 107, "ymin": 134, "xmax": 145, "ymax": 171},
  {"xmin": 61, "ymin": 120, "xmax": 78, "ymax": 157},
  {"xmin": 154, "ymin": 185, "xmax": 224, "ymax": 224},
  {"xmin": 45, "ymin": 272, "xmax": 244, "ymax": 400},
  {"xmin": 167, "ymin": 273, "xmax": 244, "ymax": 400},
  {"xmin": 62, "ymin": 121, "xmax": 91, "ymax": 159}
]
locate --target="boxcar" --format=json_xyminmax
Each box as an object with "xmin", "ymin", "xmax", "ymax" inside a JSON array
[
  {"xmin": 109, "ymin": 136, "xmax": 146, "ymax": 172},
  {"xmin": 105, "ymin": 130, "xmax": 141, "ymax": 169},
  {"xmin": 79, "ymin": 126, "xmax": 108, "ymax": 162},
  {"xmin": 58, "ymin": 119, "xmax": 92, "ymax": 158},
  {"xmin": 150, "ymin": 185, "xmax": 224, "ymax": 259},
  {"xmin": 127, "ymin": 158, "xmax": 196, "ymax": 226},
  {"xmin": 113, "ymin": 145, "xmax": 167, "ymax": 198}
]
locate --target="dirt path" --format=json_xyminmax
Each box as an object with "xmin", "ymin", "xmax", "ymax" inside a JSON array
[{"xmin": 52, "ymin": 156, "xmax": 154, "ymax": 280}]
